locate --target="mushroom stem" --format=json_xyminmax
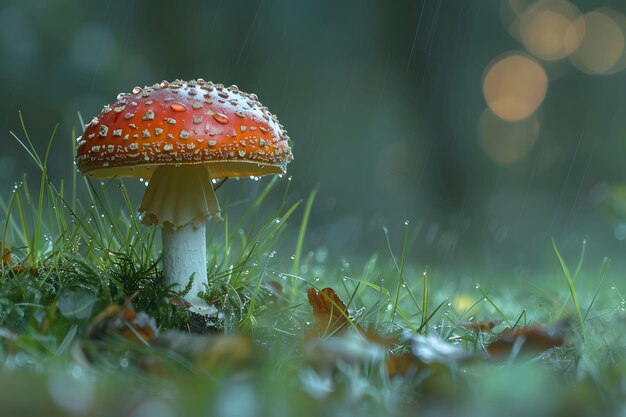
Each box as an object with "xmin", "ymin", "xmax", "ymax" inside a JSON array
[
  {"xmin": 162, "ymin": 222, "xmax": 209, "ymax": 307},
  {"xmin": 139, "ymin": 165, "xmax": 221, "ymax": 315}
]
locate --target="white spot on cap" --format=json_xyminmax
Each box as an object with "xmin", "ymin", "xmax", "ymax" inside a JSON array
[{"xmin": 142, "ymin": 110, "xmax": 155, "ymax": 120}]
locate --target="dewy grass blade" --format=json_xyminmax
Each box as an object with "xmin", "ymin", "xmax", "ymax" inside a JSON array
[
  {"xmin": 584, "ymin": 257, "xmax": 610, "ymax": 322},
  {"xmin": 421, "ymin": 269, "xmax": 429, "ymax": 330},
  {"xmin": 552, "ymin": 238, "xmax": 585, "ymax": 339},
  {"xmin": 384, "ymin": 224, "xmax": 420, "ymax": 326},
  {"xmin": 292, "ymin": 186, "xmax": 317, "ymax": 277}
]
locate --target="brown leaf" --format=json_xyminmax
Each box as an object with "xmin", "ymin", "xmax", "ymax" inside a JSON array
[
  {"xmin": 87, "ymin": 301, "xmax": 158, "ymax": 344},
  {"xmin": 459, "ymin": 319, "xmax": 501, "ymax": 332},
  {"xmin": 144, "ymin": 332, "xmax": 258, "ymax": 373},
  {"xmin": 307, "ymin": 287, "xmax": 352, "ymax": 336},
  {"xmin": 487, "ymin": 321, "xmax": 568, "ymax": 358},
  {"xmin": 0, "ymin": 243, "xmax": 35, "ymax": 275},
  {"xmin": 362, "ymin": 327, "xmax": 400, "ymax": 347},
  {"xmin": 169, "ymin": 296, "xmax": 192, "ymax": 309},
  {"xmin": 266, "ymin": 280, "xmax": 284, "ymax": 296},
  {"xmin": 0, "ymin": 243, "xmax": 10, "ymax": 265},
  {"xmin": 386, "ymin": 353, "xmax": 423, "ymax": 378}
]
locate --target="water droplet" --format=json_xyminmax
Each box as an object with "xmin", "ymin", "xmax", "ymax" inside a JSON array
[
  {"xmin": 170, "ymin": 103, "xmax": 187, "ymax": 112},
  {"xmin": 212, "ymin": 112, "xmax": 230, "ymax": 124}
]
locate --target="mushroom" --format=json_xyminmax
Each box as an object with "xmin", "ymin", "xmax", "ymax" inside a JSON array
[{"xmin": 76, "ymin": 79, "xmax": 293, "ymax": 313}]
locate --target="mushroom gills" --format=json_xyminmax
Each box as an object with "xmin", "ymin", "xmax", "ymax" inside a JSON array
[{"xmin": 139, "ymin": 164, "xmax": 222, "ymax": 228}]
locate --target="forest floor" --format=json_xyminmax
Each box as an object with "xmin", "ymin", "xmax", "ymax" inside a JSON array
[{"xmin": 1, "ymin": 127, "xmax": 625, "ymax": 417}]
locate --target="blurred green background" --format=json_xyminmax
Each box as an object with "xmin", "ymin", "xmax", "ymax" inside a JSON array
[{"xmin": 2, "ymin": 0, "xmax": 626, "ymax": 276}]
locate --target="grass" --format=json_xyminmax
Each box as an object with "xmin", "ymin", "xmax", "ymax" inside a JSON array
[{"xmin": 1, "ymin": 120, "xmax": 626, "ymax": 416}]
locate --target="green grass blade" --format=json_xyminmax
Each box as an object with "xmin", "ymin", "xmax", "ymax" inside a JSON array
[
  {"xmin": 292, "ymin": 186, "xmax": 318, "ymax": 277},
  {"xmin": 552, "ymin": 238, "xmax": 585, "ymax": 338}
]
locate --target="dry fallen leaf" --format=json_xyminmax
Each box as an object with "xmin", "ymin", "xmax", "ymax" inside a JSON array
[
  {"xmin": 306, "ymin": 287, "xmax": 403, "ymax": 346},
  {"xmin": 307, "ymin": 287, "xmax": 354, "ymax": 336},
  {"xmin": 386, "ymin": 353, "xmax": 423, "ymax": 378},
  {"xmin": 459, "ymin": 319, "xmax": 501, "ymax": 332},
  {"xmin": 362, "ymin": 327, "xmax": 401, "ymax": 347},
  {"xmin": 487, "ymin": 321, "xmax": 568, "ymax": 358},
  {"xmin": 169, "ymin": 296, "xmax": 192, "ymax": 309},
  {"xmin": 0, "ymin": 243, "xmax": 30, "ymax": 274},
  {"xmin": 87, "ymin": 300, "xmax": 158, "ymax": 344},
  {"xmin": 151, "ymin": 331, "xmax": 257, "ymax": 371},
  {"xmin": 0, "ymin": 243, "xmax": 10, "ymax": 265},
  {"xmin": 266, "ymin": 280, "xmax": 284, "ymax": 296}
]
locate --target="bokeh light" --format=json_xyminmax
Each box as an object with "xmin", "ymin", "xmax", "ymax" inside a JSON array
[
  {"xmin": 569, "ymin": 10, "xmax": 626, "ymax": 74},
  {"xmin": 483, "ymin": 53, "xmax": 548, "ymax": 121},
  {"xmin": 585, "ymin": 8, "xmax": 626, "ymax": 75},
  {"xmin": 500, "ymin": 0, "xmax": 536, "ymax": 40},
  {"xmin": 453, "ymin": 294, "xmax": 477, "ymax": 314},
  {"xmin": 518, "ymin": 0, "xmax": 584, "ymax": 61},
  {"xmin": 477, "ymin": 108, "xmax": 540, "ymax": 164}
]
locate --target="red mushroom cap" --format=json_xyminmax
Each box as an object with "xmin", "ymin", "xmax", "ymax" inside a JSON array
[{"xmin": 76, "ymin": 79, "xmax": 293, "ymax": 179}]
